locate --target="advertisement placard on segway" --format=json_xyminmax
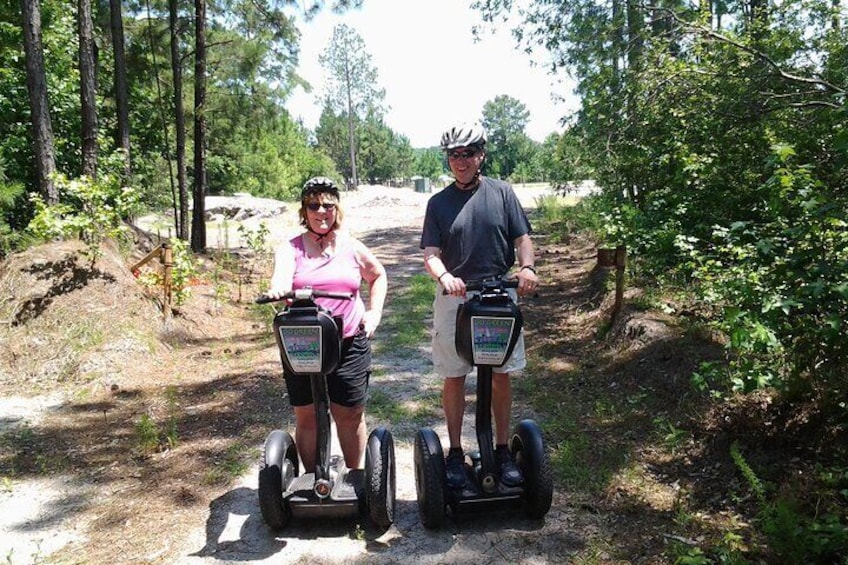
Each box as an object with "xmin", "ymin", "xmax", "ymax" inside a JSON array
[
  {"xmin": 470, "ymin": 316, "xmax": 516, "ymax": 366},
  {"xmin": 278, "ymin": 325, "xmax": 322, "ymax": 374}
]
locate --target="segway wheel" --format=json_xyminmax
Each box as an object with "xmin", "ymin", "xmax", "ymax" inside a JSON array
[
  {"xmin": 365, "ymin": 427, "xmax": 396, "ymax": 528},
  {"xmin": 511, "ymin": 419, "xmax": 553, "ymax": 519},
  {"xmin": 413, "ymin": 428, "xmax": 446, "ymax": 529},
  {"xmin": 258, "ymin": 429, "xmax": 299, "ymax": 530}
]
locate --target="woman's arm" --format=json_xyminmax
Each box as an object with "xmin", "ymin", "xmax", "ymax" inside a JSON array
[
  {"xmin": 355, "ymin": 239, "xmax": 387, "ymax": 338},
  {"xmin": 267, "ymin": 241, "xmax": 296, "ymax": 298}
]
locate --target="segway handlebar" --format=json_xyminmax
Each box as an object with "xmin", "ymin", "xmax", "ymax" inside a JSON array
[
  {"xmin": 443, "ymin": 276, "xmax": 519, "ymax": 295},
  {"xmin": 255, "ymin": 289, "xmax": 354, "ymax": 304}
]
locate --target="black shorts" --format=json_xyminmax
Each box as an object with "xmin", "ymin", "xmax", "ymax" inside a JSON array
[{"xmin": 284, "ymin": 327, "xmax": 371, "ymax": 408}]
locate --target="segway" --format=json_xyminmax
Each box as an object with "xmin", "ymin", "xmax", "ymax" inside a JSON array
[
  {"xmin": 256, "ymin": 288, "xmax": 395, "ymax": 530},
  {"xmin": 414, "ymin": 277, "xmax": 553, "ymax": 528}
]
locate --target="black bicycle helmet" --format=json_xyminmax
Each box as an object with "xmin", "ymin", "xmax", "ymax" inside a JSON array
[
  {"xmin": 300, "ymin": 176, "xmax": 340, "ymax": 201},
  {"xmin": 440, "ymin": 122, "xmax": 487, "ymax": 151}
]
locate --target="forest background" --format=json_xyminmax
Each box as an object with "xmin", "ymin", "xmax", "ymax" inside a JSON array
[{"xmin": 1, "ymin": 0, "xmax": 847, "ymax": 562}]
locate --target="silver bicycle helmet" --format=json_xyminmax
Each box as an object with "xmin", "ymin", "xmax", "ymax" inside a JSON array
[
  {"xmin": 440, "ymin": 122, "xmax": 487, "ymax": 151},
  {"xmin": 300, "ymin": 176, "xmax": 340, "ymax": 201}
]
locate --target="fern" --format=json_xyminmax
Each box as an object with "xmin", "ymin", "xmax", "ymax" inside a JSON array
[{"xmin": 730, "ymin": 440, "xmax": 766, "ymax": 506}]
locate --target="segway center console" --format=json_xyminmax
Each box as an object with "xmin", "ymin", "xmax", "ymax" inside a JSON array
[
  {"xmin": 256, "ymin": 289, "xmax": 395, "ymax": 530},
  {"xmin": 414, "ymin": 277, "xmax": 553, "ymax": 528}
]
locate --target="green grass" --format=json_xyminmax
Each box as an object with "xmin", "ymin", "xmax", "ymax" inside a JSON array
[
  {"xmin": 203, "ymin": 443, "xmax": 257, "ymax": 485},
  {"xmin": 377, "ymin": 274, "xmax": 434, "ymax": 352},
  {"xmin": 368, "ymin": 388, "xmax": 441, "ymax": 427}
]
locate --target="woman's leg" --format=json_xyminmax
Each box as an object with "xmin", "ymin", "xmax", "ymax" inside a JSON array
[
  {"xmin": 293, "ymin": 404, "xmax": 317, "ymax": 472},
  {"xmin": 330, "ymin": 402, "xmax": 366, "ymax": 469}
]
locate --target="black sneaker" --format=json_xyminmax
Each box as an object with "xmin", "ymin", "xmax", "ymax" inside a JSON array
[
  {"xmin": 497, "ymin": 448, "xmax": 523, "ymax": 487},
  {"xmin": 445, "ymin": 449, "xmax": 467, "ymax": 489}
]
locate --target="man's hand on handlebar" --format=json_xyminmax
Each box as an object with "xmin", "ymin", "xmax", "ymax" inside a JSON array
[{"xmin": 514, "ymin": 268, "xmax": 539, "ymax": 296}]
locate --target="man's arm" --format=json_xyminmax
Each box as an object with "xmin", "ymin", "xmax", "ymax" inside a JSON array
[{"xmin": 513, "ymin": 233, "xmax": 538, "ymax": 295}]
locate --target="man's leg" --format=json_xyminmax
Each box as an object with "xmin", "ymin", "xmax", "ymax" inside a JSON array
[
  {"xmin": 443, "ymin": 375, "xmax": 467, "ymax": 448},
  {"xmin": 492, "ymin": 371, "xmax": 523, "ymax": 486},
  {"xmin": 443, "ymin": 375, "xmax": 468, "ymax": 488},
  {"xmin": 491, "ymin": 371, "xmax": 512, "ymax": 445}
]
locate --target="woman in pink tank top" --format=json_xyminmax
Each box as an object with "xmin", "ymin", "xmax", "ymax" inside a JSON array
[{"xmin": 266, "ymin": 177, "xmax": 387, "ymax": 472}]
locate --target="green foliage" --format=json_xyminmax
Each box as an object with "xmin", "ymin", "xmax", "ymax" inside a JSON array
[
  {"xmin": 316, "ymin": 106, "xmax": 414, "ymax": 185},
  {"xmin": 27, "ymin": 171, "xmax": 140, "ymax": 266},
  {"xmin": 481, "ymin": 94, "xmax": 536, "ymax": 180},
  {"xmin": 167, "ymin": 238, "xmax": 199, "ymax": 306},
  {"xmin": 0, "ymin": 179, "xmax": 26, "ymax": 257},
  {"xmin": 164, "ymin": 386, "xmax": 179, "ymax": 449},
  {"xmin": 730, "ymin": 441, "xmax": 767, "ymax": 506},
  {"xmin": 728, "ymin": 441, "xmax": 848, "ymax": 562},
  {"xmin": 237, "ymin": 222, "xmax": 270, "ymax": 255},
  {"xmin": 413, "ymin": 148, "xmax": 446, "ymax": 182},
  {"xmin": 683, "ymin": 147, "xmax": 848, "ymax": 402},
  {"xmin": 534, "ymin": 193, "xmax": 609, "ymax": 244},
  {"xmin": 135, "ymin": 413, "xmax": 160, "ymax": 453}
]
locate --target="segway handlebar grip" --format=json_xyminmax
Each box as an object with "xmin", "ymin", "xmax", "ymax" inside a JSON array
[{"xmin": 256, "ymin": 289, "xmax": 354, "ymax": 304}]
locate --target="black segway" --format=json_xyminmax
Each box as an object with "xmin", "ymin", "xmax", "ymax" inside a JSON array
[
  {"xmin": 256, "ymin": 288, "xmax": 395, "ymax": 530},
  {"xmin": 414, "ymin": 277, "xmax": 553, "ymax": 528}
]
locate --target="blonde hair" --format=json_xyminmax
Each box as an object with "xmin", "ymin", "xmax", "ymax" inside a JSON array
[{"xmin": 299, "ymin": 195, "xmax": 344, "ymax": 230}]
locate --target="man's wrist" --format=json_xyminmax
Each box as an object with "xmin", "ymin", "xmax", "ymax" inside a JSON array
[
  {"xmin": 520, "ymin": 265, "xmax": 536, "ymax": 274},
  {"xmin": 438, "ymin": 271, "xmax": 450, "ymax": 282}
]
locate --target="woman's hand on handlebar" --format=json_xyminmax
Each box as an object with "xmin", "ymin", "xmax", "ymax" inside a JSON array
[
  {"xmin": 265, "ymin": 286, "xmax": 289, "ymax": 301},
  {"xmin": 441, "ymin": 273, "xmax": 466, "ymax": 297}
]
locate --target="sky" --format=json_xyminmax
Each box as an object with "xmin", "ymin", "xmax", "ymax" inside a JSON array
[{"xmin": 284, "ymin": 0, "xmax": 581, "ymax": 148}]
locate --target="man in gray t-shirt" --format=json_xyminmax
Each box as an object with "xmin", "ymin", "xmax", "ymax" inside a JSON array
[{"xmin": 420, "ymin": 122, "xmax": 539, "ymax": 490}]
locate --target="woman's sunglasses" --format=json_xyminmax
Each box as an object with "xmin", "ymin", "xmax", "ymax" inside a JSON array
[{"xmin": 306, "ymin": 202, "xmax": 337, "ymax": 212}]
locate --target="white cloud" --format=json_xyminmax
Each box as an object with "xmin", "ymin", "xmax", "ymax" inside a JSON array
[{"xmin": 285, "ymin": 0, "xmax": 579, "ymax": 148}]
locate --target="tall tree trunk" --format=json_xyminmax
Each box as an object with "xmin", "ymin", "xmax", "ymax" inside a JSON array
[
  {"xmin": 748, "ymin": 0, "xmax": 768, "ymax": 44},
  {"xmin": 169, "ymin": 0, "xmax": 189, "ymax": 240},
  {"xmin": 611, "ymin": 0, "xmax": 623, "ymax": 98},
  {"xmin": 625, "ymin": 0, "xmax": 644, "ymax": 203},
  {"xmin": 191, "ymin": 0, "xmax": 207, "ymax": 252},
  {"xmin": 20, "ymin": 0, "xmax": 58, "ymax": 203},
  {"xmin": 110, "ymin": 0, "xmax": 132, "ymax": 183},
  {"xmin": 344, "ymin": 57, "xmax": 358, "ymax": 189},
  {"xmin": 78, "ymin": 0, "xmax": 98, "ymax": 178}
]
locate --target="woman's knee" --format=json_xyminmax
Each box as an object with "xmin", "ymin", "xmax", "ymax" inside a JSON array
[
  {"xmin": 294, "ymin": 406, "xmax": 317, "ymax": 430},
  {"xmin": 331, "ymin": 404, "xmax": 364, "ymax": 426}
]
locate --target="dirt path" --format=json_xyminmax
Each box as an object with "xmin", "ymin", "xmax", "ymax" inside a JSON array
[
  {"xmin": 2, "ymin": 183, "xmax": 593, "ymax": 565},
  {"xmin": 176, "ymin": 222, "xmax": 579, "ymax": 564}
]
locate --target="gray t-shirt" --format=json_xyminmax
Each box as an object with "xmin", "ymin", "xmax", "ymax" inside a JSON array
[{"xmin": 420, "ymin": 176, "xmax": 532, "ymax": 281}]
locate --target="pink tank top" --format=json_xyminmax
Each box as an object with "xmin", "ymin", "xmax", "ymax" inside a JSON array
[{"xmin": 290, "ymin": 234, "xmax": 366, "ymax": 338}]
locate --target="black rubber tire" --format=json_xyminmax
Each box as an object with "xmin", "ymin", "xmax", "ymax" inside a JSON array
[
  {"xmin": 258, "ymin": 430, "xmax": 298, "ymax": 530},
  {"xmin": 365, "ymin": 427, "xmax": 396, "ymax": 528},
  {"xmin": 511, "ymin": 419, "xmax": 553, "ymax": 519},
  {"xmin": 413, "ymin": 428, "xmax": 446, "ymax": 529}
]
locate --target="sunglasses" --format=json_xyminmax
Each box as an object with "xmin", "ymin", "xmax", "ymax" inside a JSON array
[
  {"xmin": 306, "ymin": 202, "xmax": 337, "ymax": 212},
  {"xmin": 448, "ymin": 149, "xmax": 480, "ymax": 160}
]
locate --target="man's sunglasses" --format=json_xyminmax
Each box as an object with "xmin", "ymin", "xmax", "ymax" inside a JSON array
[
  {"xmin": 448, "ymin": 149, "xmax": 479, "ymax": 160},
  {"xmin": 305, "ymin": 202, "xmax": 337, "ymax": 211}
]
